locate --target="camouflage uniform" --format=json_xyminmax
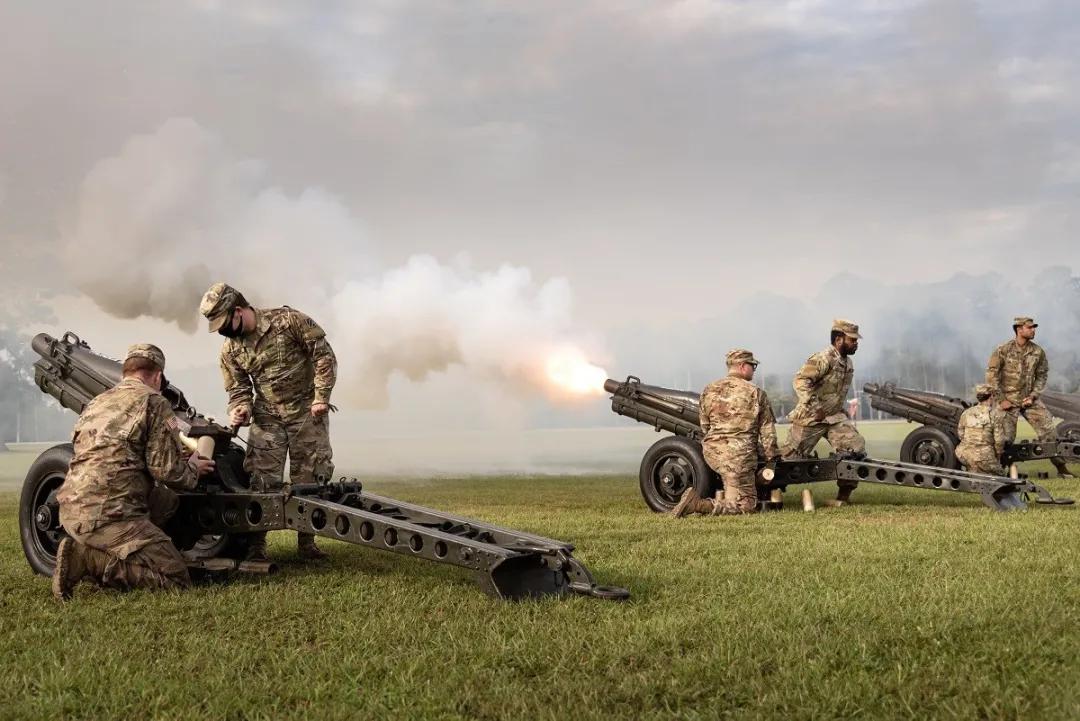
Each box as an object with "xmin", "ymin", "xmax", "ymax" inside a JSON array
[
  {"xmin": 955, "ymin": 385, "xmax": 1007, "ymax": 476},
  {"xmin": 674, "ymin": 349, "xmax": 779, "ymax": 517},
  {"xmin": 781, "ymin": 320, "xmax": 866, "ymax": 499},
  {"xmin": 985, "ymin": 337, "xmax": 1051, "ymax": 443},
  {"xmin": 56, "ymin": 345, "xmax": 197, "ymax": 593},
  {"xmin": 201, "ymin": 283, "xmax": 337, "ymax": 556}
]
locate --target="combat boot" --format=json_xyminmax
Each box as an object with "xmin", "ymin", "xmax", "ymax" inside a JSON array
[
  {"xmin": 670, "ymin": 488, "xmax": 715, "ymax": 518},
  {"xmin": 245, "ymin": 532, "xmax": 269, "ymax": 562},
  {"xmin": 52, "ymin": 537, "xmax": 88, "ymax": 601},
  {"xmin": 297, "ymin": 532, "xmax": 329, "ymax": 561},
  {"xmin": 1051, "ymin": 458, "xmax": 1076, "ymax": 479}
]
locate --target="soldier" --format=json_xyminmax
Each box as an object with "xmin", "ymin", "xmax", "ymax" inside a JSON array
[
  {"xmin": 52, "ymin": 344, "xmax": 216, "ymax": 600},
  {"xmin": 986, "ymin": 316, "xmax": 1075, "ymax": 478},
  {"xmin": 781, "ymin": 319, "xmax": 866, "ymax": 507},
  {"xmin": 200, "ymin": 282, "xmax": 338, "ymax": 560},
  {"xmin": 954, "ymin": 383, "xmax": 1007, "ymax": 476},
  {"xmin": 672, "ymin": 349, "xmax": 780, "ymax": 517}
]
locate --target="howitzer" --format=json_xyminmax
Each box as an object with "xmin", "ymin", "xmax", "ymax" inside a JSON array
[
  {"xmin": 19, "ymin": 332, "xmax": 630, "ymax": 601},
  {"xmin": 862, "ymin": 382, "xmax": 1080, "ymax": 470},
  {"xmin": 603, "ymin": 376, "xmax": 1072, "ymax": 513}
]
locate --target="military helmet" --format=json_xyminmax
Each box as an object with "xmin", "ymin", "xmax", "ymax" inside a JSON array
[
  {"xmin": 726, "ymin": 348, "xmax": 760, "ymax": 368},
  {"xmin": 974, "ymin": 383, "xmax": 993, "ymax": 398},
  {"xmin": 125, "ymin": 343, "xmax": 166, "ymax": 370},
  {"xmin": 200, "ymin": 282, "xmax": 248, "ymax": 333}
]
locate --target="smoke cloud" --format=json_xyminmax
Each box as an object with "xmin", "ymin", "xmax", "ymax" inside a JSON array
[{"xmin": 62, "ymin": 119, "xmax": 606, "ymax": 407}]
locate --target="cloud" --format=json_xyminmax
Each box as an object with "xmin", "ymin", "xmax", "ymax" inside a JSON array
[
  {"xmin": 3, "ymin": 0, "xmax": 1080, "ymax": 419},
  {"xmin": 61, "ymin": 119, "xmax": 607, "ymax": 406}
]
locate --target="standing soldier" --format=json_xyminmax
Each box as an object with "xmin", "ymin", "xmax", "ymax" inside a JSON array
[
  {"xmin": 672, "ymin": 349, "xmax": 780, "ymax": 517},
  {"xmin": 954, "ymin": 384, "xmax": 1007, "ymax": 476},
  {"xmin": 200, "ymin": 282, "xmax": 339, "ymax": 560},
  {"xmin": 986, "ymin": 317, "xmax": 1075, "ymax": 478},
  {"xmin": 781, "ymin": 319, "xmax": 866, "ymax": 507},
  {"xmin": 52, "ymin": 344, "xmax": 216, "ymax": 600}
]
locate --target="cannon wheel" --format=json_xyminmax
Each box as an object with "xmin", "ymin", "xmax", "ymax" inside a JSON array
[
  {"xmin": 639, "ymin": 436, "xmax": 718, "ymax": 513},
  {"xmin": 19, "ymin": 444, "xmax": 73, "ymax": 577},
  {"xmin": 18, "ymin": 443, "xmax": 250, "ymax": 576},
  {"xmin": 1057, "ymin": 421, "xmax": 1080, "ymax": 441},
  {"xmin": 899, "ymin": 426, "xmax": 959, "ymax": 469}
]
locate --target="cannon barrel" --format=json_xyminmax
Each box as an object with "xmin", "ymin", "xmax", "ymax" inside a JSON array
[
  {"xmin": 32, "ymin": 332, "xmax": 122, "ymax": 415},
  {"xmin": 32, "ymin": 331, "xmax": 197, "ymax": 420},
  {"xmin": 604, "ymin": 376, "xmax": 702, "ymax": 439},
  {"xmin": 862, "ymin": 382, "xmax": 966, "ymax": 430},
  {"xmin": 1041, "ymin": 390, "xmax": 1080, "ymax": 423}
]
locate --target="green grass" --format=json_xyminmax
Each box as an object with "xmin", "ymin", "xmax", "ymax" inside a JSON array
[{"xmin": 1, "ymin": 423, "xmax": 1078, "ymax": 720}]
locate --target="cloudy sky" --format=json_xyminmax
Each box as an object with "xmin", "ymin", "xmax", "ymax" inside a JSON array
[{"xmin": 1, "ymin": 0, "xmax": 1078, "ymax": 436}]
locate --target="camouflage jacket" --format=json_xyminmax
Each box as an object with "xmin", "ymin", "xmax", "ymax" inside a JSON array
[
  {"xmin": 699, "ymin": 374, "xmax": 780, "ymax": 459},
  {"xmin": 956, "ymin": 402, "xmax": 1007, "ymax": 458},
  {"xmin": 219, "ymin": 307, "xmax": 338, "ymax": 421},
  {"xmin": 985, "ymin": 340, "xmax": 1048, "ymax": 405},
  {"xmin": 788, "ymin": 346, "xmax": 854, "ymax": 424},
  {"xmin": 58, "ymin": 377, "xmax": 197, "ymax": 532}
]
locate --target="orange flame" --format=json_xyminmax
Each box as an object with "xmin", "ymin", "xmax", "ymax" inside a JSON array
[{"xmin": 545, "ymin": 349, "xmax": 607, "ymax": 396}]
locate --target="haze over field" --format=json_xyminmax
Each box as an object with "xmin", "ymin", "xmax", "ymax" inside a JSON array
[{"xmin": 2, "ymin": 1, "xmax": 1079, "ymax": 454}]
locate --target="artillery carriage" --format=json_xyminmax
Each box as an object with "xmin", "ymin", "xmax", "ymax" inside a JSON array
[
  {"xmin": 604, "ymin": 376, "xmax": 1072, "ymax": 513},
  {"xmin": 19, "ymin": 332, "xmax": 629, "ymax": 601},
  {"xmin": 862, "ymin": 382, "xmax": 1080, "ymax": 470}
]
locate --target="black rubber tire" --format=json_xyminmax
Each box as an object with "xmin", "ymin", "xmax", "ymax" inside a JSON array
[
  {"xmin": 1057, "ymin": 421, "xmax": 1080, "ymax": 441},
  {"xmin": 638, "ymin": 436, "xmax": 718, "ymax": 513},
  {"xmin": 18, "ymin": 443, "xmax": 74, "ymax": 577},
  {"xmin": 899, "ymin": 426, "xmax": 959, "ymax": 469}
]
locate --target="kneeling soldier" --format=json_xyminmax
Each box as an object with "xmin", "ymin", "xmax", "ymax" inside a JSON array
[
  {"xmin": 52, "ymin": 344, "xmax": 215, "ymax": 600},
  {"xmin": 955, "ymin": 383, "xmax": 1007, "ymax": 476},
  {"xmin": 672, "ymin": 349, "xmax": 780, "ymax": 517}
]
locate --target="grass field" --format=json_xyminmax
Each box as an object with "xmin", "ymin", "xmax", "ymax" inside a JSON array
[{"xmin": 2, "ymin": 423, "xmax": 1078, "ymax": 720}]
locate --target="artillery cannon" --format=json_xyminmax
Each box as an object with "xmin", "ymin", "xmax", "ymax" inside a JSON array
[
  {"xmin": 604, "ymin": 376, "xmax": 1072, "ymax": 513},
  {"xmin": 862, "ymin": 382, "xmax": 1080, "ymax": 470},
  {"xmin": 19, "ymin": 332, "xmax": 629, "ymax": 601}
]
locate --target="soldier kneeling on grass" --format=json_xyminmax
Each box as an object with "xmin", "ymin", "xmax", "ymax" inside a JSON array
[
  {"xmin": 52, "ymin": 344, "xmax": 216, "ymax": 601},
  {"xmin": 672, "ymin": 349, "xmax": 780, "ymax": 518},
  {"xmin": 954, "ymin": 383, "xmax": 1008, "ymax": 476}
]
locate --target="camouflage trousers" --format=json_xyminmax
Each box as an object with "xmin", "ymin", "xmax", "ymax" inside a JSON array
[
  {"xmin": 781, "ymin": 420, "xmax": 866, "ymax": 492},
  {"xmin": 702, "ymin": 438, "xmax": 758, "ymax": 515},
  {"xmin": 955, "ymin": 445, "xmax": 1005, "ymax": 476},
  {"xmin": 61, "ymin": 487, "xmax": 190, "ymax": 591},
  {"xmin": 246, "ymin": 412, "xmax": 334, "ymax": 491},
  {"xmin": 1001, "ymin": 401, "xmax": 1056, "ymax": 444}
]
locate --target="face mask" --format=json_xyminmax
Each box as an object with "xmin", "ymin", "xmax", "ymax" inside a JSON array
[{"xmin": 217, "ymin": 309, "xmax": 244, "ymax": 338}]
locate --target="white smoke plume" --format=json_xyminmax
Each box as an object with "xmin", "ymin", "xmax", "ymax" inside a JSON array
[{"xmin": 62, "ymin": 118, "xmax": 607, "ymax": 407}]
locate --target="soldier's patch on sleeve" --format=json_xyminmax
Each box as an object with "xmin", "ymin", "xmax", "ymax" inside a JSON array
[{"xmin": 166, "ymin": 416, "xmax": 179, "ymax": 431}]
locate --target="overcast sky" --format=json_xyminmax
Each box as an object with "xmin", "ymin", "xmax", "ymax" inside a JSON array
[{"xmin": 2, "ymin": 1, "xmax": 1078, "ymax": 433}]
